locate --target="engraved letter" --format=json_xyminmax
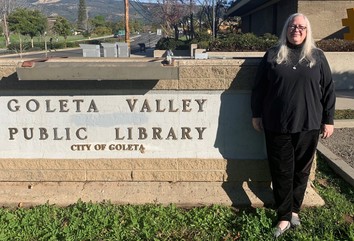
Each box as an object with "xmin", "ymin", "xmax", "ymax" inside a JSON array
[
  {"xmin": 182, "ymin": 99, "xmax": 192, "ymax": 112},
  {"xmin": 88, "ymin": 99, "xmax": 99, "ymax": 112},
  {"xmin": 115, "ymin": 128, "xmax": 125, "ymax": 140},
  {"xmin": 26, "ymin": 99, "xmax": 40, "ymax": 112},
  {"xmin": 166, "ymin": 127, "xmax": 177, "ymax": 140},
  {"xmin": 181, "ymin": 127, "xmax": 192, "ymax": 139},
  {"xmin": 169, "ymin": 100, "xmax": 178, "ymax": 112},
  {"xmin": 76, "ymin": 127, "xmax": 87, "ymax": 140},
  {"xmin": 23, "ymin": 128, "xmax": 34, "ymax": 140},
  {"xmin": 152, "ymin": 127, "xmax": 162, "ymax": 139},
  {"xmin": 126, "ymin": 99, "xmax": 138, "ymax": 112},
  {"xmin": 141, "ymin": 99, "xmax": 152, "ymax": 112},
  {"xmin": 39, "ymin": 128, "xmax": 49, "ymax": 140},
  {"xmin": 8, "ymin": 99, "xmax": 20, "ymax": 112},
  {"xmin": 59, "ymin": 100, "xmax": 69, "ymax": 112},
  {"xmin": 195, "ymin": 127, "xmax": 207, "ymax": 140},
  {"xmin": 127, "ymin": 127, "xmax": 133, "ymax": 140},
  {"xmin": 156, "ymin": 99, "xmax": 166, "ymax": 112},
  {"xmin": 8, "ymin": 128, "xmax": 18, "ymax": 140},
  {"xmin": 195, "ymin": 99, "xmax": 207, "ymax": 112},
  {"xmin": 138, "ymin": 127, "xmax": 148, "ymax": 139},
  {"xmin": 73, "ymin": 99, "xmax": 84, "ymax": 112},
  {"xmin": 45, "ymin": 99, "xmax": 56, "ymax": 112},
  {"xmin": 65, "ymin": 128, "xmax": 71, "ymax": 140},
  {"xmin": 53, "ymin": 128, "xmax": 63, "ymax": 140}
]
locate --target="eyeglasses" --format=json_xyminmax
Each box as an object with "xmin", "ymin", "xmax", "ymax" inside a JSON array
[{"xmin": 288, "ymin": 24, "xmax": 307, "ymax": 31}]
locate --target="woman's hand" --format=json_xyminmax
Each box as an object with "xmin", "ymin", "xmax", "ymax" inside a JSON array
[
  {"xmin": 252, "ymin": 118, "xmax": 263, "ymax": 132},
  {"xmin": 321, "ymin": 124, "xmax": 334, "ymax": 139}
]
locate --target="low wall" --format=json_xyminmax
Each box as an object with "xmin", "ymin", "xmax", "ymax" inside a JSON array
[
  {"xmin": 206, "ymin": 51, "xmax": 354, "ymax": 90},
  {"xmin": 2, "ymin": 53, "xmax": 350, "ymax": 183},
  {"xmin": 0, "ymin": 57, "xmax": 269, "ymax": 183},
  {"xmin": 0, "ymin": 55, "xmax": 330, "ymax": 206}
]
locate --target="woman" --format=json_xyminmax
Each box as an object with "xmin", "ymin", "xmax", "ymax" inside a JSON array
[{"xmin": 251, "ymin": 13, "xmax": 335, "ymax": 238}]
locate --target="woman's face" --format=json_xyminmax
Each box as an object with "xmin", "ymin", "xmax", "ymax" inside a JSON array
[{"xmin": 287, "ymin": 15, "xmax": 307, "ymax": 45}]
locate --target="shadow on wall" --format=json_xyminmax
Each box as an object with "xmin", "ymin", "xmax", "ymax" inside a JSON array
[
  {"xmin": 213, "ymin": 59, "xmax": 274, "ymax": 207},
  {"xmin": 332, "ymin": 71, "xmax": 354, "ymax": 91},
  {"xmin": 0, "ymin": 73, "xmax": 158, "ymax": 95},
  {"xmin": 323, "ymin": 27, "xmax": 348, "ymax": 40}
]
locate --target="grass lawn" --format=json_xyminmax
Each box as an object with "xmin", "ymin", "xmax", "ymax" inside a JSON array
[
  {"xmin": 0, "ymin": 155, "xmax": 352, "ymax": 240},
  {"xmin": 335, "ymin": 109, "xmax": 354, "ymax": 120}
]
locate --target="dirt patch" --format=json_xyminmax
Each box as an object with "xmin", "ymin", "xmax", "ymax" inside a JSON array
[{"xmin": 320, "ymin": 128, "xmax": 354, "ymax": 169}]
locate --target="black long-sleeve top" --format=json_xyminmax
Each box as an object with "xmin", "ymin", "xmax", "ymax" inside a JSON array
[{"xmin": 251, "ymin": 44, "xmax": 336, "ymax": 133}]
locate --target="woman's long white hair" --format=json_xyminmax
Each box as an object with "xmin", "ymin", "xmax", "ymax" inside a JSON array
[{"xmin": 276, "ymin": 13, "xmax": 317, "ymax": 67}]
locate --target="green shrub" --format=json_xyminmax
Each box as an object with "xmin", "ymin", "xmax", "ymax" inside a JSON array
[
  {"xmin": 7, "ymin": 42, "xmax": 32, "ymax": 52},
  {"xmin": 197, "ymin": 41, "xmax": 210, "ymax": 49},
  {"xmin": 316, "ymin": 38, "xmax": 354, "ymax": 51},
  {"xmin": 93, "ymin": 26, "xmax": 112, "ymax": 36},
  {"xmin": 208, "ymin": 32, "xmax": 278, "ymax": 52},
  {"xmin": 194, "ymin": 31, "xmax": 213, "ymax": 42},
  {"xmin": 82, "ymin": 31, "xmax": 91, "ymax": 38},
  {"xmin": 85, "ymin": 39, "xmax": 103, "ymax": 45},
  {"xmin": 155, "ymin": 37, "xmax": 190, "ymax": 50}
]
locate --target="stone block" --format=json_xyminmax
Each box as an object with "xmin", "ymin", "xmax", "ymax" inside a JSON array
[
  {"xmin": 179, "ymin": 66, "xmax": 212, "ymax": 78},
  {"xmin": 178, "ymin": 78, "xmax": 225, "ymax": 90},
  {"xmin": 84, "ymin": 159, "xmax": 133, "ymax": 170},
  {"xmin": 132, "ymin": 171, "xmax": 178, "ymax": 182},
  {"xmin": 178, "ymin": 159, "xmax": 227, "ymax": 170},
  {"xmin": 178, "ymin": 171, "xmax": 225, "ymax": 182},
  {"xmin": 223, "ymin": 159, "xmax": 271, "ymax": 182},
  {"xmin": 132, "ymin": 159, "xmax": 178, "ymax": 170},
  {"xmin": 86, "ymin": 170, "xmax": 133, "ymax": 181},
  {"xmin": 0, "ymin": 170, "xmax": 85, "ymax": 181}
]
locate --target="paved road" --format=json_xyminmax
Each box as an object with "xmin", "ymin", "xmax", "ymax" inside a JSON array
[{"xmin": 0, "ymin": 33, "xmax": 162, "ymax": 59}]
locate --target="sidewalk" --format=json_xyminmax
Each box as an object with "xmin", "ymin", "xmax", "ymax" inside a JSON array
[{"xmin": 335, "ymin": 90, "xmax": 354, "ymax": 110}]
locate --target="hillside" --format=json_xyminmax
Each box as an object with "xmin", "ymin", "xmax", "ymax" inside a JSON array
[{"xmin": 29, "ymin": 0, "xmax": 142, "ymax": 22}]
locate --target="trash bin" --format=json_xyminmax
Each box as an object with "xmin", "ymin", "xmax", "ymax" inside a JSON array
[
  {"xmin": 117, "ymin": 42, "xmax": 130, "ymax": 57},
  {"xmin": 101, "ymin": 43, "xmax": 118, "ymax": 57},
  {"xmin": 79, "ymin": 44, "xmax": 100, "ymax": 57}
]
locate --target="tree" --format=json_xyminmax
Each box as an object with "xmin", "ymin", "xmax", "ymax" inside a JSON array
[
  {"xmin": 179, "ymin": 0, "xmax": 197, "ymax": 39},
  {"xmin": 155, "ymin": 0, "xmax": 188, "ymax": 40},
  {"xmin": 91, "ymin": 15, "xmax": 106, "ymax": 28},
  {"xmin": 52, "ymin": 16, "xmax": 72, "ymax": 47},
  {"xmin": 77, "ymin": 0, "xmax": 87, "ymax": 31},
  {"xmin": 197, "ymin": 0, "xmax": 228, "ymax": 38},
  {"xmin": 130, "ymin": 19, "xmax": 143, "ymax": 33},
  {"xmin": 0, "ymin": 0, "xmax": 30, "ymax": 46},
  {"xmin": 7, "ymin": 8, "xmax": 47, "ymax": 48}
]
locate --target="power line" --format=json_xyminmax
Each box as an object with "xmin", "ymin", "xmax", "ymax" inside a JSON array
[{"xmin": 129, "ymin": 0, "xmax": 159, "ymax": 23}]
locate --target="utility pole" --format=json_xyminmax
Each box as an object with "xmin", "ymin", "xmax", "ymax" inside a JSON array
[
  {"xmin": 3, "ymin": 13, "xmax": 10, "ymax": 46},
  {"xmin": 124, "ymin": 0, "xmax": 130, "ymax": 47},
  {"xmin": 212, "ymin": 0, "xmax": 215, "ymax": 40},
  {"xmin": 190, "ymin": 0, "xmax": 194, "ymax": 39}
]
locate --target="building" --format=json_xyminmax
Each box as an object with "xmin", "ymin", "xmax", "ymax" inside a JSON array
[{"xmin": 226, "ymin": 0, "xmax": 354, "ymax": 40}]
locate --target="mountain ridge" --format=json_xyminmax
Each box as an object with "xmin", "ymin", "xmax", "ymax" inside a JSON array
[{"xmin": 29, "ymin": 0, "xmax": 133, "ymax": 22}]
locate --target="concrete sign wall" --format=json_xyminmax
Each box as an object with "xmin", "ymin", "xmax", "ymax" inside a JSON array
[{"xmin": 1, "ymin": 91, "xmax": 266, "ymax": 159}]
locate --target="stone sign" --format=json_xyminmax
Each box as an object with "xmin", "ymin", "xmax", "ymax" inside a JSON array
[{"xmin": 1, "ymin": 91, "xmax": 266, "ymax": 159}]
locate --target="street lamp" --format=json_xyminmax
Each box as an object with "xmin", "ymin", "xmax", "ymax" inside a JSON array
[
  {"xmin": 44, "ymin": 31, "xmax": 48, "ymax": 58},
  {"xmin": 124, "ymin": 0, "xmax": 130, "ymax": 48},
  {"xmin": 212, "ymin": 0, "xmax": 215, "ymax": 40}
]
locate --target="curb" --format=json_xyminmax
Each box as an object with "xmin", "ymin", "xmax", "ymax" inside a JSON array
[
  {"xmin": 335, "ymin": 119, "xmax": 354, "ymax": 128},
  {"xmin": 317, "ymin": 119, "xmax": 354, "ymax": 187},
  {"xmin": 317, "ymin": 142, "xmax": 354, "ymax": 187}
]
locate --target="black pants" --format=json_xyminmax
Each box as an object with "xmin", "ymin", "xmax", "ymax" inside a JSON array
[{"xmin": 264, "ymin": 129, "xmax": 320, "ymax": 221}]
